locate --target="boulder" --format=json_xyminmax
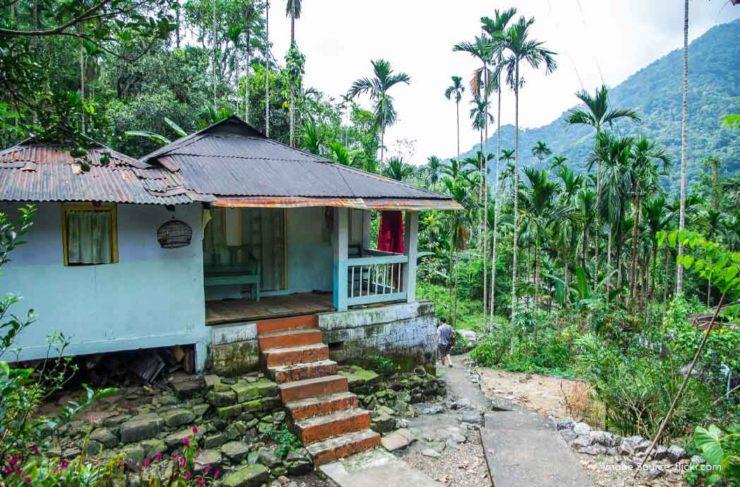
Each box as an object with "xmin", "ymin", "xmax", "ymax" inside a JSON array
[
  {"xmin": 162, "ymin": 408, "xmax": 195, "ymax": 428},
  {"xmin": 421, "ymin": 448, "xmax": 441, "ymax": 459},
  {"xmin": 667, "ymin": 445, "xmax": 688, "ymax": 463},
  {"xmin": 232, "ymin": 379, "xmax": 278, "ymax": 403},
  {"xmin": 90, "ymin": 428, "xmax": 118, "ymax": 448},
  {"xmin": 217, "ymin": 404, "xmax": 243, "ymax": 419},
  {"xmin": 620, "ymin": 435, "xmax": 650, "ymax": 455},
  {"xmin": 193, "ymin": 449, "xmax": 222, "ymax": 473},
  {"xmin": 371, "ymin": 413, "xmax": 396, "ymax": 434},
  {"xmin": 86, "ymin": 441, "xmax": 103, "ymax": 456},
  {"xmin": 122, "ymin": 444, "xmax": 145, "ymax": 465},
  {"xmin": 571, "ymin": 435, "xmax": 593, "ymax": 448},
  {"xmin": 555, "ymin": 418, "xmax": 575, "ymax": 431},
  {"xmin": 285, "ymin": 449, "xmax": 312, "ymax": 475},
  {"xmin": 164, "ymin": 427, "xmax": 203, "ymax": 450},
  {"xmin": 140, "ymin": 439, "xmax": 166, "ymax": 458},
  {"xmin": 169, "ymin": 375, "xmax": 205, "ymax": 399},
  {"xmin": 579, "ymin": 445, "xmax": 608, "ymax": 456},
  {"xmin": 381, "ymin": 428, "xmax": 415, "ymax": 451},
  {"xmin": 573, "ymin": 422, "xmax": 591, "ymax": 436},
  {"xmin": 257, "ymin": 447, "xmax": 281, "ymax": 468},
  {"xmin": 589, "ymin": 431, "xmax": 620, "ymax": 447},
  {"xmin": 120, "ymin": 414, "xmax": 163, "ymax": 444},
  {"xmin": 560, "ymin": 429, "xmax": 578, "ymax": 442},
  {"xmin": 221, "ymin": 441, "xmax": 250, "ymax": 463},
  {"xmin": 651, "ymin": 445, "xmax": 669, "ymax": 461},
  {"xmin": 202, "ymin": 432, "xmax": 228, "ymax": 449},
  {"xmin": 460, "ymin": 410, "xmax": 484, "ymax": 426},
  {"xmin": 222, "ymin": 465, "xmax": 269, "ymax": 487},
  {"xmin": 207, "ymin": 389, "xmax": 237, "ymax": 407}
]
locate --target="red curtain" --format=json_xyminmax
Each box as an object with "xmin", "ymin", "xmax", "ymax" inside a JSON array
[{"xmin": 377, "ymin": 211, "xmax": 405, "ymax": 254}]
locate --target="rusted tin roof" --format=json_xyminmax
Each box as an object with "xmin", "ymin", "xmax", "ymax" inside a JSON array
[
  {"xmin": 142, "ymin": 117, "xmax": 458, "ymax": 209},
  {"xmin": 0, "ymin": 141, "xmax": 204, "ymax": 205}
]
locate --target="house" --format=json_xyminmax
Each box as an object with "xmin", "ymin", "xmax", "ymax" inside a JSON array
[{"xmin": 0, "ymin": 117, "xmax": 460, "ymax": 376}]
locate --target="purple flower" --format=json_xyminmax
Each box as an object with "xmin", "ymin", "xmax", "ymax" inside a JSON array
[
  {"xmin": 154, "ymin": 451, "xmax": 163, "ymax": 462},
  {"xmin": 192, "ymin": 426, "xmax": 199, "ymax": 434},
  {"xmin": 182, "ymin": 437, "xmax": 190, "ymax": 447}
]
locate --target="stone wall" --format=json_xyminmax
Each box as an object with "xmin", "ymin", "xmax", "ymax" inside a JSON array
[
  {"xmin": 208, "ymin": 322, "xmax": 259, "ymax": 376},
  {"xmin": 319, "ymin": 301, "xmax": 437, "ymax": 371}
]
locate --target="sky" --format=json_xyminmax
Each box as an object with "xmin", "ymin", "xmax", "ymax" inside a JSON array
[{"xmin": 269, "ymin": 0, "xmax": 740, "ymax": 164}]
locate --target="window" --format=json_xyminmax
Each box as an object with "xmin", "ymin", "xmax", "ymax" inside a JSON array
[{"xmin": 62, "ymin": 204, "xmax": 118, "ymax": 265}]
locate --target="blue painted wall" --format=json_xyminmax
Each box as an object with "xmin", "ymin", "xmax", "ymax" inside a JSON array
[
  {"xmin": 282, "ymin": 207, "xmax": 333, "ymax": 295},
  {"xmin": 0, "ymin": 202, "xmax": 208, "ymax": 367}
]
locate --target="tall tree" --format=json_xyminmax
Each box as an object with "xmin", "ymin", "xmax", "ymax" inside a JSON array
[
  {"xmin": 498, "ymin": 15, "xmax": 557, "ymax": 320},
  {"xmin": 454, "ymin": 35, "xmax": 495, "ymax": 318},
  {"xmin": 347, "ymin": 59, "xmax": 410, "ymax": 163},
  {"xmin": 285, "ymin": 0, "xmax": 301, "ymax": 146},
  {"xmin": 482, "ymin": 7, "xmax": 517, "ymax": 319},
  {"xmin": 531, "ymin": 140, "xmax": 552, "ymax": 163},
  {"xmin": 565, "ymin": 84, "xmax": 639, "ymax": 283},
  {"xmin": 444, "ymin": 76, "xmax": 465, "ymax": 162},
  {"xmin": 676, "ymin": 0, "xmax": 689, "ymax": 294}
]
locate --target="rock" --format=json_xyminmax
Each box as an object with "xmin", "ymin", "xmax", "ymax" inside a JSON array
[
  {"xmin": 120, "ymin": 414, "xmax": 163, "ymax": 444},
  {"xmin": 460, "ymin": 410, "xmax": 483, "ymax": 426},
  {"xmin": 232, "ymin": 379, "xmax": 278, "ymax": 403},
  {"xmin": 573, "ymin": 422, "xmax": 591, "ymax": 436},
  {"xmin": 222, "ymin": 465, "xmax": 270, "ymax": 487},
  {"xmin": 560, "ymin": 429, "xmax": 578, "ymax": 442},
  {"xmin": 170, "ymin": 375, "xmax": 204, "ymax": 399},
  {"xmin": 641, "ymin": 466, "xmax": 664, "ymax": 481},
  {"xmin": 104, "ymin": 414, "xmax": 131, "ymax": 427},
  {"xmin": 122, "ymin": 444, "xmax": 145, "ymax": 465},
  {"xmin": 690, "ymin": 454, "xmax": 705, "ymax": 465},
  {"xmin": 620, "ymin": 435, "xmax": 650, "ymax": 455},
  {"xmin": 257, "ymin": 447, "xmax": 281, "ymax": 468},
  {"xmin": 421, "ymin": 448, "xmax": 441, "ymax": 459},
  {"xmin": 162, "ymin": 408, "xmax": 195, "ymax": 428},
  {"xmin": 667, "ymin": 445, "xmax": 688, "ymax": 463},
  {"xmin": 579, "ymin": 445, "xmax": 608, "ymax": 456},
  {"xmin": 651, "ymin": 445, "xmax": 669, "ymax": 461},
  {"xmin": 555, "ymin": 418, "xmax": 575, "ymax": 431},
  {"xmin": 208, "ymin": 389, "xmax": 237, "ymax": 407},
  {"xmin": 381, "ymin": 428, "xmax": 415, "ymax": 451},
  {"xmin": 194, "ymin": 449, "xmax": 222, "ymax": 473},
  {"xmin": 140, "ymin": 439, "xmax": 166, "ymax": 458},
  {"xmin": 202, "ymin": 432, "xmax": 228, "ymax": 449},
  {"xmin": 192, "ymin": 403, "xmax": 210, "ymax": 418},
  {"xmin": 589, "ymin": 431, "xmax": 620, "ymax": 447},
  {"xmin": 164, "ymin": 427, "xmax": 203, "ymax": 450},
  {"xmin": 571, "ymin": 435, "xmax": 593, "ymax": 448},
  {"xmin": 371, "ymin": 413, "xmax": 396, "ymax": 434},
  {"xmin": 221, "ymin": 441, "xmax": 250, "ymax": 463},
  {"xmin": 337, "ymin": 366, "xmax": 380, "ymax": 390},
  {"xmin": 90, "ymin": 428, "xmax": 118, "ymax": 448},
  {"xmin": 217, "ymin": 404, "xmax": 243, "ymax": 419},
  {"xmin": 86, "ymin": 441, "xmax": 103, "ymax": 456}
]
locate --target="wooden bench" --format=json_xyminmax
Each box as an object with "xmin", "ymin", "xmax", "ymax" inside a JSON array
[{"xmin": 204, "ymin": 265, "xmax": 260, "ymax": 301}]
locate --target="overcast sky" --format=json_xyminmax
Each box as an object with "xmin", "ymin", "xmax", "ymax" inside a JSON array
[{"xmin": 269, "ymin": 0, "xmax": 739, "ymax": 163}]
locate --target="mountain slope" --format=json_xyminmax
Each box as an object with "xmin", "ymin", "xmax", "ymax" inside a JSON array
[{"xmin": 460, "ymin": 20, "xmax": 739, "ymax": 189}]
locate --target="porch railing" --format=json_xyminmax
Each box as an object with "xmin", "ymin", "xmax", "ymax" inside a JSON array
[{"xmin": 345, "ymin": 253, "xmax": 408, "ymax": 306}]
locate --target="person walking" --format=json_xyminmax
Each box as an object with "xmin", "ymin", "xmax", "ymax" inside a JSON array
[{"xmin": 436, "ymin": 318, "xmax": 455, "ymax": 367}]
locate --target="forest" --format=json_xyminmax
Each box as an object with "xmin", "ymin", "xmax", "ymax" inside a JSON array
[{"xmin": 0, "ymin": 1, "xmax": 738, "ymax": 486}]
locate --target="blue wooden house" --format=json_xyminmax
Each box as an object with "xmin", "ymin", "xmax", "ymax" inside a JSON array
[{"xmin": 0, "ymin": 117, "xmax": 459, "ymax": 374}]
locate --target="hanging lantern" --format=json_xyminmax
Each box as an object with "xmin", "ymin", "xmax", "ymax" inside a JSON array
[{"xmin": 157, "ymin": 219, "xmax": 192, "ymax": 248}]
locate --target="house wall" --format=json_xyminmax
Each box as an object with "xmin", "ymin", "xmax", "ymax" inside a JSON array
[{"xmin": 0, "ymin": 202, "xmax": 209, "ymax": 369}]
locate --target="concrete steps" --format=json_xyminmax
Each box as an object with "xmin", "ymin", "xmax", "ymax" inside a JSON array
[
  {"xmin": 261, "ymin": 343, "xmax": 329, "ymax": 367},
  {"xmin": 257, "ymin": 313, "xmax": 379, "ymax": 466},
  {"xmin": 268, "ymin": 359, "xmax": 339, "ymax": 384},
  {"xmin": 307, "ymin": 429, "xmax": 381, "ymax": 466},
  {"xmin": 294, "ymin": 408, "xmax": 371, "ymax": 444},
  {"xmin": 286, "ymin": 392, "xmax": 359, "ymax": 421},
  {"xmin": 258, "ymin": 328, "xmax": 323, "ymax": 350}
]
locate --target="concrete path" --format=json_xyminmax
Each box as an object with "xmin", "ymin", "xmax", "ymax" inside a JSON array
[{"xmin": 319, "ymin": 449, "xmax": 439, "ymax": 487}]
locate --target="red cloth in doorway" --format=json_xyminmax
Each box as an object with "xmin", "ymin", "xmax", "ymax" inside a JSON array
[{"xmin": 377, "ymin": 211, "xmax": 405, "ymax": 254}]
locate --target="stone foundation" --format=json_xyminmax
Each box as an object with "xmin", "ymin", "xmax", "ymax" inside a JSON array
[
  {"xmin": 207, "ymin": 301, "xmax": 437, "ymax": 376},
  {"xmin": 319, "ymin": 301, "xmax": 437, "ymax": 372}
]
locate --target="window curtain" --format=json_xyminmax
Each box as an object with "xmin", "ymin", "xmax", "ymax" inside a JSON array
[
  {"xmin": 377, "ymin": 211, "xmax": 405, "ymax": 254},
  {"xmin": 66, "ymin": 210, "xmax": 112, "ymax": 264}
]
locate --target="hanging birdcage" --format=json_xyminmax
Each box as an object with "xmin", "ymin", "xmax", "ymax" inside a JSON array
[{"xmin": 157, "ymin": 219, "xmax": 192, "ymax": 248}]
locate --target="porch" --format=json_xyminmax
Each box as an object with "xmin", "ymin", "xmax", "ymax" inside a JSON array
[{"xmin": 203, "ymin": 207, "xmax": 419, "ymax": 325}]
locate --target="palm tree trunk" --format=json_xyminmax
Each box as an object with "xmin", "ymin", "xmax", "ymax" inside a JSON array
[
  {"xmin": 676, "ymin": 0, "xmax": 689, "ymax": 294},
  {"xmin": 482, "ymin": 64, "xmax": 489, "ymax": 322},
  {"xmin": 606, "ymin": 227, "xmax": 612, "ymax": 299},
  {"xmin": 380, "ymin": 128, "xmax": 385, "ymax": 163},
  {"xmin": 534, "ymin": 240, "xmax": 540, "ymax": 313},
  {"xmin": 264, "ymin": 0, "xmax": 270, "ymax": 137},
  {"xmin": 455, "ymin": 100, "xmax": 460, "ymax": 161},
  {"xmin": 175, "ymin": 0, "xmax": 181, "ymax": 48},
  {"xmin": 244, "ymin": 28, "xmax": 251, "ymax": 123},
  {"xmin": 511, "ymin": 59, "xmax": 520, "ymax": 321},
  {"xmin": 629, "ymin": 191, "xmax": 641, "ymax": 308},
  {"xmin": 663, "ymin": 246, "xmax": 670, "ymax": 305},
  {"xmin": 289, "ymin": 16, "xmax": 296, "ymax": 147},
  {"xmin": 490, "ymin": 86, "xmax": 502, "ymax": 319}
]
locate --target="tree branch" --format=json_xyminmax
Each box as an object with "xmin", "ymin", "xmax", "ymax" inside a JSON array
[{"xmin": 0, "ymin": 0, "xmax": 112, "ymax": 37}]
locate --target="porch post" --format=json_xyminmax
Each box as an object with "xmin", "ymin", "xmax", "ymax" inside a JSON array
[
  {"xmin": 332, "ymin": 207, "xmax": 349, "ymax": 311},
  {"xmin": 361, "ymin": 210, "xmax": 371, "ymax": 250},
  {"xmin": 403, "ymin": 211, "xmax": 419, "ymax": 303}
]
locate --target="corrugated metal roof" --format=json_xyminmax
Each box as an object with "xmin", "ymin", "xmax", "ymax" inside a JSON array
[
  {"xmin": 142, "ymin": 117, "xmax": 457, "ymax": 207},
  {"xmin": 0, "ymin": 142, "xmax": 197, "ymax": 205},
  {"xmin": 214, "ymin": 196, "xmax": 463, "ymax": 210}
]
